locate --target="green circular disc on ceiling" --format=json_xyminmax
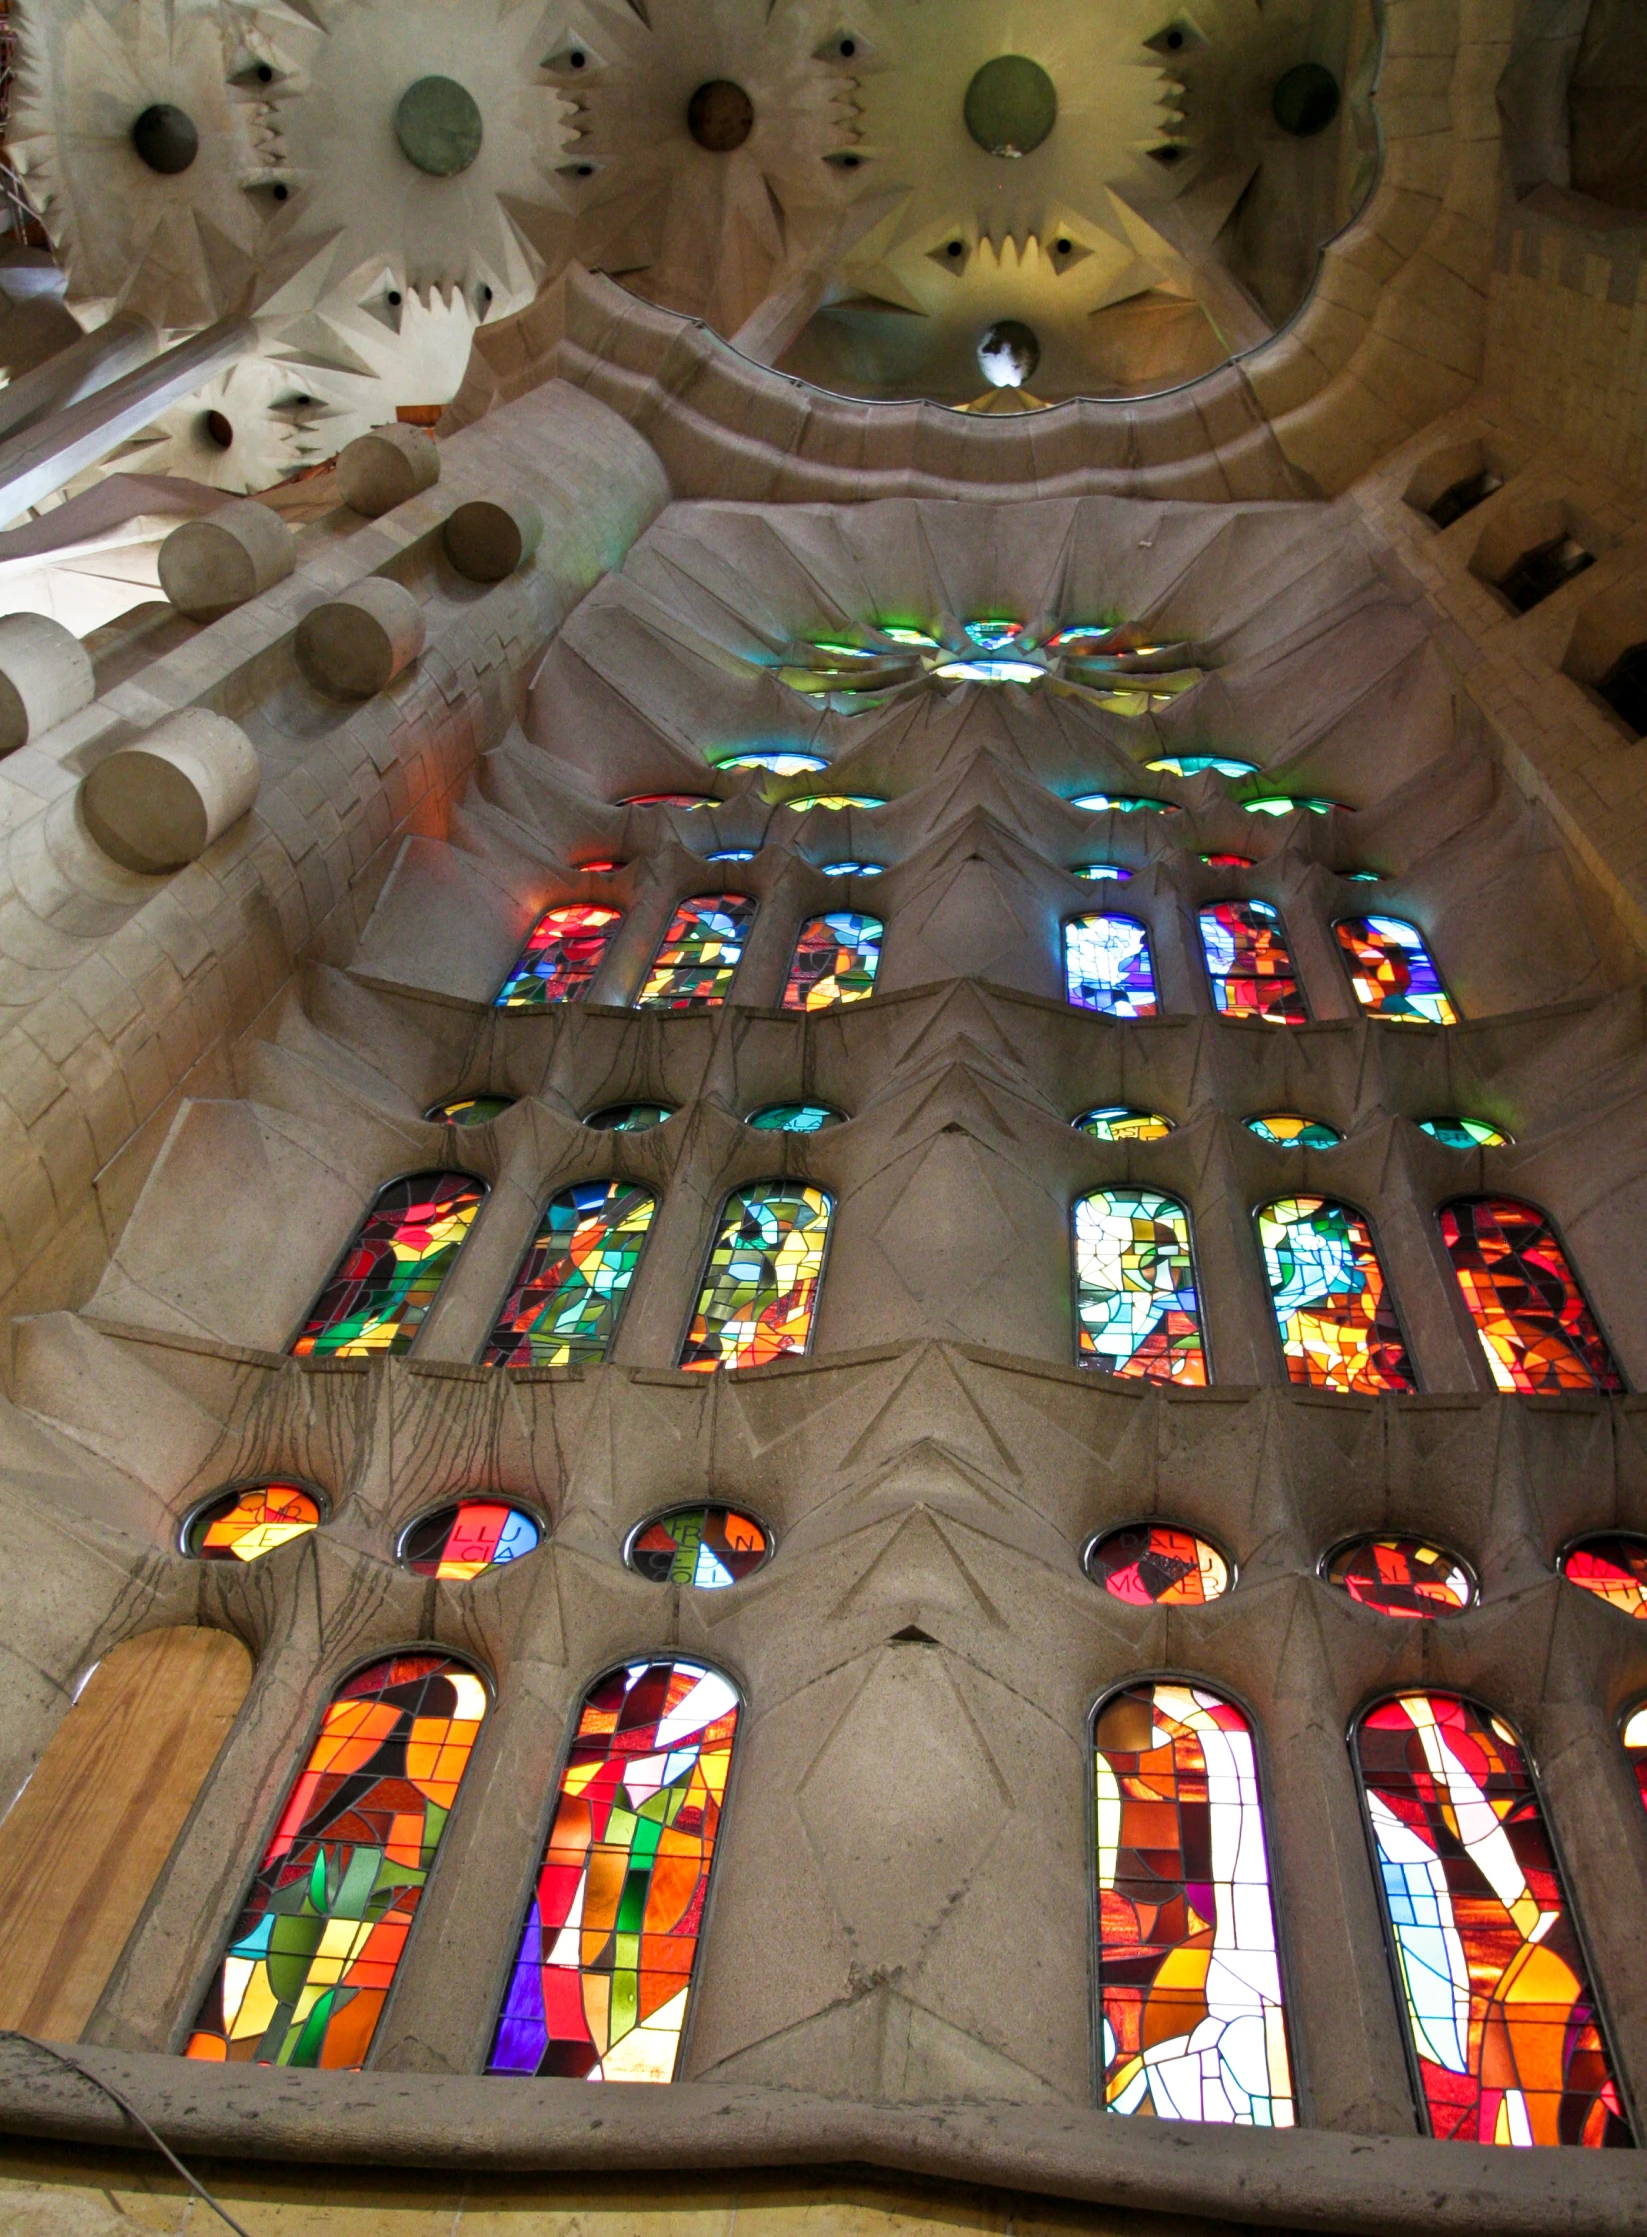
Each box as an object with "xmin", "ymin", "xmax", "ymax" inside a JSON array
[
  {"xmin": 395, "ymin": 76, "xmax": 484, "ymax": 176},
  {"xmin": 964, "ymin": 56, "xmax": 1057, "ymax": 158}
]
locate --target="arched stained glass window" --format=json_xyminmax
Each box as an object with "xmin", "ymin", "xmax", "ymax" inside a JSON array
[
  {"xmin": 1256, "ymin": 1196, "xmax": 1414, "ymax": 1392},
  {"xmin": 1335, "ymin": 916, "xmax": 1457, "ymax": 1025},
  {"xmin": 783, "ymin": 912, "xmax": 882, "ymax": 1010},
  {"xmin": 1094, "ymin": 1680, "xmax": 1294, "ymax": 2125},
  {"xmin": 680, "ymin": 1183, "xmax": 831, "ymax": 1372},
  {"xmin": 484, "ymin": 1181, "xmax": 657, "ymax": 1368},
  {"xmin": 489, "ymin": 1657, "xmax": 740, "ymax": 2081},
  {"xmin": 1064, "ymin": 915, "xmax": 1157, "ymax": 1018},
  {"xmin": 293, "ymin": 1171, "xmax": 485, "ymax": 1359},
  {"xmin": 1438, "ymin": 1197, "xmax": 1622, "ymax": 1394},
  {"xmin": 187, "ymin": 1652, "xmax": 488, "ymax": 2069},
  {"xmin": 495, "ymin": 905, "xmax": 622, "ymax": 1008},
  {"xmin": 1198, "ymin": 900, "xmax": 1306, "ymax": 1024},
  {"xmin": 640, "ymin": 896, "xmax": 756, "ymax": 1010},
  {"xmin": 1074, "ymin": 1188, "xmax": 1206, "ymax": 1384},
  {"xmin": 1353, "ymin": 1693, "xmax": 1629, "ymax": 2147}
]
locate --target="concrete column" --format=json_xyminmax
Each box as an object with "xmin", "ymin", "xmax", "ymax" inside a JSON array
[
  {"xmin": 0, "ymin": 313, "xmax": 254, "ymax": 523},
  {"xmin": 1196, "ymin": 1125, "xmax": 1289, "ymax": 1385},
  {"xmin": 1366, "ymin": 1130, "xmax": 1491, "ymax": 1394},
  {"xmin": 0, "ymin": 309, "xmax": 157, "ymax": 445}
]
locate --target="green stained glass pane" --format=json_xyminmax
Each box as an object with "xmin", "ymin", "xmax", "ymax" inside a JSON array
[{"xmin": 485, "ymin": 1180, "xmax": 657, "ymax": 1367}]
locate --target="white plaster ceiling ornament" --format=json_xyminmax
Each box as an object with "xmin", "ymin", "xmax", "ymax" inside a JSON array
[
  {"xmin": 98, "ymin": 351, "xmax": 355, "ymax": 490},
  {"xmin": 8, "ymin": 0, "xmax": 272, "ymax": 327},
  {"xmin": 542, "ymin": 0, "xmax": 873, "ymax": 340},
  {"xmin": 261, "ymin": 269, "xmax": 482, "ymax": 415},
  {"xmin": 239, "ymin": 0, "xmax": 574, "ymax": 325}
]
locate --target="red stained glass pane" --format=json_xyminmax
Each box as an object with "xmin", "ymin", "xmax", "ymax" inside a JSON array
[
  {"xmin": 292, "ymin": 1171, "xmax": 485, "ymax": 1360},
  {"xmin": 1199, "ymin": 901, "xmax": 1306, "ymax": 1023},
  {"xmin": 1085, "ymin": 1524, "xmax": 1229, "ymax": 1605},
  {"xmin": 496, "ymin": 905, "xmax": 622, "ymax": 1008},
  {"xmin": 187, "ymin": 1483, "xmax": 322, "ymax": 1562},
  {"xmin": 1323, "ymin": 1536, "xmax": 1473, "ymax": 1618},
  {"xmin": 782, "ymin": 912, "xmax": 881, "ymax": 1011},
  {"xmin": 1355, "ymin": 1693, "xmax": 1630, "ymax": 2147},
  {"xmin": 1439, "ymin": 1198, "xmax": 1622, "ymax": 1394},
  {"xmin": 1559, "ymin": 1533, "xmax": 1647, "ymax": 1618}
]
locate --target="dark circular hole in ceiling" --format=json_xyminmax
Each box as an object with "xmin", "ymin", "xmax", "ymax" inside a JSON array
[
  {"xmin": 1272, "ymin": 62, "xmax": 1341, "ymax": 137},
  {"xmin": 202, "ymin": 410, "xmax": 234, "ymax": 450},
  {"xmin": 688, "ymin": 80, "xmax": 755, "ymax": 153},
  {"xmin": 131, "ymin": 103, "xmax": 199, "ymax": 175},
  {"xmin": 964, "ymin": 55, "xmax": 1057, "ymax": 158}
]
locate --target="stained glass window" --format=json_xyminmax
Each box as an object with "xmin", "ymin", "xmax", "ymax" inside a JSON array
[
  {"xmin": 495, "ymin": 905, "xmax": 621, "ymax": 1009},
  {"xmin": 185, "ymin": 1483, "xmax": 322, "ymax": 1562},
  {"xmin": 1074, "ymin": 864, "xmax": 1133, "ymax": 881},
  {"xmin": 820, "ymin": 860, "xmax": 883, "ymax": 877},
  {"xmin": 1419, "ymin": 1117, "xmax": 1510, "ymax": 1149},
  {"xmin": 1199, "ymin": 901, "xmax": 1306, "ymax": 1024},
  {"xmin": 1256, "ymin": 1196, "xmax": 1413, "ymax": 1392},
  {"xmin": 427, "ymin": 1096, "xmax": 514, "ymax": 1126},
  {"xmin": 484, "ymin": 1181, "xmax": 657, "ymax": 1368},
  {"xmin": 747, "ymin": 1103, "xmax": 844, "ymax": 1132},
  {"xmin": 1095, "ymin": 1681, "xmax": 1294, "ymax": 2125},
  {"xmin": 639, "ymin": 896, "xmax": 755, "ymax": 1010},
  {"xmin": 1335, "ymin": 917, "xmax": 1457, "ymax": 1025},
  {"xmin": 1148, "ymin": 756, "xmax": 1257, "ymax": 779},
  {"xmin": 1559, "ymin": 1534, "xmax": 1647, "ymax": 1618},
  {"xmin": 488, "ymin": 1658, "xmax": 739, "ymax": 2081},
  {"xmin": 618, "ymin": 793, "xmax": 716, "ymax": 810},
  {"xmin": 1074, "ymin": 1188, "xmax": 1206, "ymax": 1385},
  {"xmin": 293, "ymin": 1171, "xmax": 485, "ymax": 1360},
  {"xmin": 1201, "ymin": 853, "xmax": 1254, "ymax": 868},
  {"xmin": 782, "ymin": 912, "xmax": 881, "ymax": 1011},
  {"xmin": 1245, "ymin": 1115, "xmax": 1343, "ymax": 1149},
  {"xmin": 680, "ymin": 1183, "xmax": 831, "ymax": 1372},
  {"xmin": 1438, "ymin": 1197, "xmax": 1621, "ymax": 1395},
  {"xmin": 705, "ymin": 849, "xmax": 756, "ymax": 863},
  {"xmin": 626, "ymin": 1506, "xmax": 771, "ymax": 1587},
  {"xmin": 782, "ymin": 794, "xmax": 885, "ymax": 812},
  {"xmin": 1074, "ymin": 1107, "xmax": 1174, "ymax": 1141},
  {"xmin": 1065, "ymin": 915, "xmax": 1157, "ymax": 1019},
  {"xmin": 187, "ymin": 1653, "xmax": 487, "ymax": 2069},
  {"xmin": 713, "ymin": 751, "xmax": 825, "ymax": 775},
  {"xmin": 1323, "ymin": 1537, "xmax": 1473, "ymax": 1618},
  {"xmin": 578, "ymin": 859, "xmax": 623, "ymax": 873},
  {"xmin": 1084, "ymin": 1524, "xmax": 1229, "ymax": 1604},
  {"xmin": 399, "ymin": 1501, "xmax": 542, "ymax": 1579},
  {"xmin": 585, "ymin": 1103, "xmax": 673, "ymax": 1132},
  {"xmin": 1354, "ymin": 1693, "xmax": 1629, "ymax": 2146},
  {"xmin": 1243, "ymin": 796, "xmax": 1341, "ymax": 817},
  {"xmin": 1071, "ymin": 793, "xmax": 1175, "ymax": 814}
]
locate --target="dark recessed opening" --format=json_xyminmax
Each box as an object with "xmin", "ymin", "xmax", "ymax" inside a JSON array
[
  {"xmin": 272, "ymin": 181, "xmax": 289, "ymax": 200},
  {"xmin": 479, "ymin": 283, "xmax": 493, "ymax": 301},
  {"xmin": 256, "ymin": 64, "xmax": 274, "ymax": 84},
  {"xmin": 1599, "ymin": 640, "xmax": 1647, "ymax": 738},
  {"xmin": 1056, "ymin": 235, "xmax": 1072, "ymax": 254},
  {"xmin": 576, "ymin": 163, "xmax": 593, "ymax": 176},
  {"xmin": 839, "ymin": 152, "xmax": 860, "ymax": 168},
  {"xmin": 387, "ymin": 289, "xmax": 402, "ymax": 306},
  {"xmin": 1149, "ymin": 143, "xmax": 1185, "ymax": 164},
  {"xmin": 1428, "ymin": 466, "xmax": 1503, "ymax": 529},
  {"xmin": 131, "ymin": 102, "xmax": 199, "ymax": 175},
  {"xmin": 1166, "ymin": 28, "xmax": 1184, "ymax": 48},
  {"xmin": 1273, "ymin": 62, "xmax": 1341, "ymax": 136},
  {"xmin": 840, "ymin": 37, "xmax": 856, "ymax": 57},
  {"xmin": 569, "ymin": 49, "xmax": 585, "ymax": 66},
  {"xmin": 688, "ymin": 79, "xmax": 755, "ymax": 153},
  {"xmin": 202, "ymin": 410, "xmax": 234, "ymax": 450},
  {"xmin": 1497, "ymin": 534, "xmax": 1595, "ymax": 614},
  {"xmin": 947, "ymin": 239, "xmax": 964, "ymax": 257}
]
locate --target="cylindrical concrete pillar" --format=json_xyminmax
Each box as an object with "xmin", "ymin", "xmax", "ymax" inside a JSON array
[
  {"xmin": 295, "ymin": 578, "xmax": 426, "ymax": 699},
  {"xmin": 80, "ymin": 710, "xmax": 260, "ymax": 873},
  {"xmin": 443, "ymin": 496, "xmax": 543, "ymax": 582},
  {"xmin": 337, "ymin": 424, "xmax": 441, "ymax": 518},
  {"xmin": 158, "ymin": 499, "xmax": 295, "ymax": 623},
  {"xmin": 0, "ymin": 308, "xmax": 157, "ymax": 446},
  {"xmin": 0, "ymin": 612, "xmax": 95, "ymax": 755}
]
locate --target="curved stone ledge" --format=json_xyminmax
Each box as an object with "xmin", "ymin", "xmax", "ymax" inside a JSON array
[{"xmin": 0, "ymin": 2046, "xmax": 1641, "ymax": 2234}]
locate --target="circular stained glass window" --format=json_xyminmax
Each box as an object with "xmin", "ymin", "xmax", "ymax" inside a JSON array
[
  {"xmin": 1074, "ymin": 1106, "xmax": 1173, "ymax": 1141},
  {"xmin": 185, "ymin": 1482, "xmax": 323, "ymax": 1562},
  {"xmin": 1321, "ymin": 1535, "xmax": 1474, "ymax": 1617},
  {"xmin": 1084, "ymin": 1522, "xmax": 1230, "ymax": 1605},
  {"xmin": 747, "ymin": 1103, "xmax": 845, "ymax": 1132},
  {"xmin": 585, "ymin": 1103, "xmax": 673, "ymax": 1131},
  {"xmin": 427, "ymin": 1095, "xmax": 514, "ymax": 1126},
  {"xmin": 626, "ymin": 1504, "xmax": 771, "ymax": 1587},
  {"xmin": 400, "ymin": 1499, "xmax": 542, "ymax": 1580},
  {"xmin": 1245, "ymin": 1114, "xmax": 1343, "ymax": 1149},
  {"xmin": 1559, "ymin": 1532, "xmax": 1647, "ymax": 1617},
  {"xmin": 1417, "ymin": 1116, "xmax": 1511, "ymax": 1149}
]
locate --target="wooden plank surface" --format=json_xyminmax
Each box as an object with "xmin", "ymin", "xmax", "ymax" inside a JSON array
[{"xmin": 0, "ymin": 1625, "xmax": 252, "ymax": 2039}]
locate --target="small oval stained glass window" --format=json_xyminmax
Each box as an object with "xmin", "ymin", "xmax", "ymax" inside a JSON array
[
  {"xmin": 1084, "ymin": 1522, "xmax": 1230, "ymax": 1605},
  {"xmin": 400, "ymin": 1500, "xmax": 542, "ymax": 1580},
  {"xmin": 1074, "ymin": 863, "xmax": 1133, "ymax": 881},
  {"xmin": 1074, "ymin": 1107, "xmax": 1174, "ymax": 1141},
  {"xmin": 1559, "ymin": 1532, "xmax": 1647, "ymax": 1618},
  {"xmin": 747, "ymin": 1103, "xmax": 845, "ymax": 1132},
  {"xmin": 1322, "ymin": 1536, "xmax": 1474, "ymax": 1618},
  {"xmin": 585, "ymin": 1103, "xmax": 673, "ymax": 1132},
  {"xmin": 1246, "ymin": 1114, "xmax": 1343, "ymax": 1149},
  {"xmin": 427, "ymin": 1096, "xmax": 514, "ymax": 1126},
  {"xmin": 1418, "ymin": 1116, "xmax": 1510, "ymax": 1148},
  {"xmin": 185, "ymin": 1482, "xmax": 322, "ymax": 1562},
  {"xmin": 1071, "ymin": 793, "xmax": 1175, "ymax": 814},
  {"xmin": 618, "ymin": 792, "xmax": 717, "ymax": 809},
  {"xmin": 626, "ymin": 1505, "xmax": 771, "ymax": 1587}
]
